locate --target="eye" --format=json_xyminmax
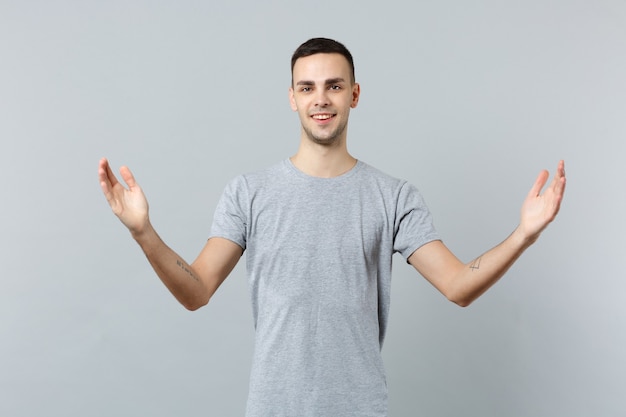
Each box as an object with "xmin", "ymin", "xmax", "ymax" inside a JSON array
[{"xmin": 330, "ymin": 85, "xmax": 341, "ymax": 90}]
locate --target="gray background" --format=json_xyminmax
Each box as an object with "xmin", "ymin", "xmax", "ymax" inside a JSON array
[{"xmin": 1, "ymin": 0, "xmax": 624, "ymax": 416}]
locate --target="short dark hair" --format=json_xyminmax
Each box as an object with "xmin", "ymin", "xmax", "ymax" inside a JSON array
[{"xmin": 291, "ymin": 38, "xmax": 355, "ymax": 83}]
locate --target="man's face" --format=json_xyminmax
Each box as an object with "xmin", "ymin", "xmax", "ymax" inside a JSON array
[{"xmin": 289, "ymin": 53, "xmax": 360, "ymax": 146}]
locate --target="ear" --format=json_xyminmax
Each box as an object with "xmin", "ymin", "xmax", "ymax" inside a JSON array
[
  {"xmin": 288, "ymin": 87, "xmax": 298, "ymax": 111},
  {"xmin": 350, "ymin": 83, "xmax": 361, "ymax": 108}
]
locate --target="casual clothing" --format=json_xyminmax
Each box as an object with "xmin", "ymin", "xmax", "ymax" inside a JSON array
[{"xmin": 209, "ymin": 159, "xmax": 439, "ymax": 417}]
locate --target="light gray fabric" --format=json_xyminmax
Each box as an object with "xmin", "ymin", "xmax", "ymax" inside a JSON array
[{"xmin": 209, "ymin": 159, "xmax": 440, "ymax": 417}]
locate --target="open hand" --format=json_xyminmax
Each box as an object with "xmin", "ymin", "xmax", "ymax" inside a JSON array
[
  {"xmin": 98, "ymin": 158, "xmax": 150, "ymax": 235},
  {"xmin": 519, "ymin": 160, "xmax": 566, "ymax": 241}
]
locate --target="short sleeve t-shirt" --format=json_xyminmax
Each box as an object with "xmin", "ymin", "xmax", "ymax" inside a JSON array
[{"xmin": 209, "ymin": 159, "xmax": 439, "ymax": 417}]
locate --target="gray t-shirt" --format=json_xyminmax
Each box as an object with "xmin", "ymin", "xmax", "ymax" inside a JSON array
[{"xmin": 209, "ymin": 159, "xmax": 439, "ymax": 417}]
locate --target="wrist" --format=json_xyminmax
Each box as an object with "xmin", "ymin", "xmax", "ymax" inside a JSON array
[
  {"xmin": 512, "ymin": 225, "xmax": 539, "ymax": 248},
  {"xmin": 130, "ymin": 219, "xmax": 154, "ymax": 243}
]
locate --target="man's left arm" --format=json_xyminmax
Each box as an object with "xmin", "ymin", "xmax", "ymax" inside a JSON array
[{"xmin": 409, "ymin": 160, "xmax": 566, "ymax": 307}]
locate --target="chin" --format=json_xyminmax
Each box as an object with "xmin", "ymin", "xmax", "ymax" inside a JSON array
[
  {"xmin": 308, "ymin": 134, "xmax": 342, "ymax": 146},
  {"xmin": 304, "ymin": 127, "xmax": 345, "ymax": 146}
]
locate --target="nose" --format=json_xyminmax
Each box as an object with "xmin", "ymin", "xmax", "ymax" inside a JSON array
[{"xmin": 314, "ymin": 89, "xmax": 330, "ymax": 107}]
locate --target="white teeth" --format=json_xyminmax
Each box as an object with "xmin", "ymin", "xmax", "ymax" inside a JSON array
[{"xmin": 312, "ymin": 114, "xmax": 332, "ymax": 120}]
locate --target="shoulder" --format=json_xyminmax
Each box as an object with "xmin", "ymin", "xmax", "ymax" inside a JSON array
[
  {"xmin": 356, "ymin": 160, "xmax": 410, "ymax": 191},
  {"xmin": 356, "ymin": 161, "xmax": 430, "ymax": 206},
  {"xmin": 226, "ymin": 160, "xmax": 289, "ymax": 189}
]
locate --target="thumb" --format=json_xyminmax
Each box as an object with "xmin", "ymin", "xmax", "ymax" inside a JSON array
[
  {"xmin": 527, "ymin": 169, "xmax": 549, "ymax": 199},
  {"xmin": 119, "ymin": 166, "xmax": 138, "ymax": 189}
]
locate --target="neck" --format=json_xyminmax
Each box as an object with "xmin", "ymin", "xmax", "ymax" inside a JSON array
[{"xmin": 290, "ymin": 136, "xmax": 356, "ymax": 178}]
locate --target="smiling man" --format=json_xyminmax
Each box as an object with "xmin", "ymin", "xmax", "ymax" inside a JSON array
[
  {"xmin": 99, "ymin": 38, "xmax": 566, "ymax": 417},
  {"xmin": 290, "ymin": 52, "xmax": 359, "ymax": 147}
]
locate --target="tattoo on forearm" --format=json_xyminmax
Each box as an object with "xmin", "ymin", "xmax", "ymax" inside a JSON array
[
  {"xmin": 176, "ymin": 259, "xmax": 199, "ymax": 282},
  {"xmin": 469, "ymin": 257, "xmax": 482, "ymax": 272}
]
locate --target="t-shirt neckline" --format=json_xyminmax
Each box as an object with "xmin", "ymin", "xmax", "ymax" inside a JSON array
[{"xmin": 284, "ymin": 158, "xmax": 363, "ymax": 182}]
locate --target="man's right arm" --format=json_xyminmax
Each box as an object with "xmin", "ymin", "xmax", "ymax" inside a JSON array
[
  {"xmin": 134, "ymin": 227, "xmax": 242, "ymax": 310},
  {"xmin": 98, "ymin": 158, "xmax": 242, "ymax": 310}
]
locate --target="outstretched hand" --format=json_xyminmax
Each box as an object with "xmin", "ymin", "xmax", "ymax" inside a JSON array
[
  {"xmin": 98, "ymin": 158, "xmax": 150, "ymax": 235},
  {"xmin": 519, "ymin": 160, "xmax": 566, "ymax": 241}
]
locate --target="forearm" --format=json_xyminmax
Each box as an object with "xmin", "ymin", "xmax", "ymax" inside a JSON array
[
  {"xmin": 447, "ymin": 227, "xmax": 534, "ymax": 307},
  {"xmin": 131, "ymin": 224, "xmax": 210, "ymax": 311}
]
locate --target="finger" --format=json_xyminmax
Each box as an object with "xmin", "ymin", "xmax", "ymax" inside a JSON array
[
  {"xmin": 549, "ymin": 160, "xmax": 567, "ymax": 196},
  {"xmin": 98, "ymin": 157, "xmax": 109, "ymax": 183},
  {"xmin": 119, "ymin": 165, "xmax": 138, "ymax": 189},
  {"xmin": 558, "ymin": 160, "xmax": 566, "ymax": 194},
  {"xmin": 99, "ymin": 157, "xmax": 121, "ymax": 189},
  {"xmin": 554, "ymin": 164, "xmax": 567, "ymax": 203},
  {"xmin": 527, "ymin": 169, "xmax": 549, "ymax": 198},
  {"xmin": 98, "ymin": 158, "xmax": 117, "ymax": 198},
  {"xmin": 548, "ymin": 162, "xmax": 567, "ymax": 214}
]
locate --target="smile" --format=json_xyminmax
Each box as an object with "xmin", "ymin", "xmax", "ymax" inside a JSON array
[{"xmin": 311, "ymin": 114, "xmax": 334, "ymax": 120}]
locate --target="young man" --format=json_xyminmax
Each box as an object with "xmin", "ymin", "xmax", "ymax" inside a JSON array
[{"xmin": 98, "ymin": 38, "xmax": 566, "ymax": 416}]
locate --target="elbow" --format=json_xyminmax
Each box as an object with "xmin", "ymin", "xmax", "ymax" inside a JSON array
[
  {"xmin": 445, "ymin": 289, "xmax": 475, "ymax": 308},
  {"xmin": 450, "ymin": 297, "xmax": 473, "ymax": 308},
  {"xmin": 443, "ymin": 280, "xmax": 482, "ymax": 308},
  {"xmin": 183, "ymin": 303, "xmax": 203, "ymax": 312},
  {"xmin": 181, "ymin": 295, "xmax": 210, "ymax": 312}
]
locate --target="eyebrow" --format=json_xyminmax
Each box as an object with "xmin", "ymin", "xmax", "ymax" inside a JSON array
[{"xmin": 295, "ymin": 77, "xmax": 347, "ymax": 86}]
